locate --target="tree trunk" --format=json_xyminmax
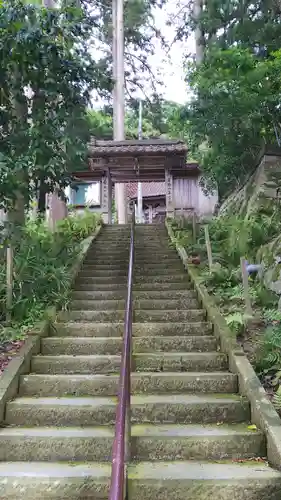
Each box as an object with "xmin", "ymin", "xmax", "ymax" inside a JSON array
[
  {"xmin": 38, "ymin": 181, "xmax": 48, "ymax": 213},
  {"xmin": 9, "ymin": 85, "xmax": 29, "ymax": 227}
]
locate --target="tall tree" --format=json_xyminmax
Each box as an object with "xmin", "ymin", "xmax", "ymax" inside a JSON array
[
  {"xmin": 170, "ymin": 0, "xmax": 281, "ymax": 197},
  {"xmin": 0, "ymin": 0, "xmax": 110, "ymax": 218},
  {"xmin": 92, "ymin": 0, "xmax": 167, "ymax": 98}
]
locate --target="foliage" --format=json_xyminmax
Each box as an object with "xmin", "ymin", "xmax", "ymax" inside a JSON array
[
  {"xmin": 127, "ymin": 96, "xmax": 182, "ymax": 136},
  {"xmin": 255, "ymin": 310, "xmax": 281, "ymax": 375},
  {"xmin": 171, "ymin": 203, "xmax": 281, "ymax": 268},
  {"xmin": 197, "ymin": 0, "xmax": 281, "ymax": 55},
  {"xmin": 87, "ymin": 98, "xmax": 182, "ymax": 141},
  {"xmin": 169, "ymin": 218, "xmax": 193, "ymax": 249},
  {"xmin": 87, "ymin": 110, "xmax": 113, "ymax": 140},
  {"xmin": 170, "ymin": 0, "xmax": 281, "ymax": 197},
  {"xmin": 0, "ymin": 211, "xmax": 101, "ymax": 332},
  {"xmin": 91, "ymin": 0, "xmax": 167, "ymax": 98},
  {"xmin": 171, "ymin": 212, "xmax": 279, "ymax": 328},
  {"xmin": 184, "ymin": 48, "xmax": 281, "ymax": 196},
  {"xmin": 225, "ymin": 312, "xmax": 253, "ymax": 337},
  {"xmin": 194, "ymin": 206, "xmax": 281, "ymax": 267},
  {"xmin": 0, "ymin": 0, "xmax": 169, "ymax": 213},
  {"xmin": 0, "ymin": 0, "xmax": 110, "ymax": 211}
]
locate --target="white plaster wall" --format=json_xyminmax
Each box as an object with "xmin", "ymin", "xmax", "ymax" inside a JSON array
[
  {"xmin": 198, "ymin": 177, "xmax": 218, "ymax": 217},
  {"xmin": 173, "ymin": 177, "xmax": 199, "ymax": 211}
]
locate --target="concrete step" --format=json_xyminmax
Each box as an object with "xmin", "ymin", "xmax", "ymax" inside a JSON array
[
  {"xmin": 73, "ymin": 282, "xmax": 128, "ymax": 291},
  {"xmin": 31, "ymin": 352, "xmax": 227, "ymax": 374},
  {"xmin": 0, "ymin": 461, "xmax": 111, "ymax": 499},
  {"xmin": 133, "ymin": 310, "xmax": 205, "ymax": 322},
  {"xmin": 135, "ymin": 252, "xmax": 177, "ymax": 258},
  {"xmin": 86, "ymin": 254, "xmax": 176, "ymax": 261},
  {"xmin": 89, "ymin": 247, "xmax": 130, "ymax": 253},
  {"xmin": 79, "ymin": 271, "xmax": 189, "ymax": 280},
  {"xmin": 102, "ymin": 224, "xmax": 130, "ymax": 228},
  {"xmin": 72, "ymin": 290, "xmax": 126, "ymax": 300},
  {"xmin": 57, "ymin": 310, "xmax": 116, "ymax": 322},
  {"xmin": 135, "ymin": 243, "xmax": 173, "ymax": 247},
  {"xmin": 86, "ymin": 258, "xmax": 181, "ymax": 264},
  {"xmin": 76, "ymin": 277, "xmax": 129, "ymax": 285},
  {"xmin": 88, "ymin": 247, "xmax": 174, "ymax": 253},
  {"xmin": 41, "ymin": 335, "xmax": 217, "ymax": 355},
  {"xmin": 135, "ymin": 248, "xmax": 174, "ymax": 253},
  {"xmin": 133, "ymin": 282, "xmax": 192, "ymax": 290},
  {"xmin": 71, "ymin": 290, "xmax": 196, "ymax": 300},
  {"xmin": 5, "ymin": 394, "xmax": 250, "ymax": 426},
  {"xmin": 130, "ymin": 423, "xmax": 266, "ymax": 461},
  {"xmin": 0, "ymin": 423, "xmax": 265, "ymax": 462},
  {"xmin": 78, "ymin": 270, "xmax": 129, "ymax": 278},
  {"xmin": 92, "ymin": 236, "xmax": 130, "ymax": 240},
  {"xmin": 133, "ymin": 268, "xmax": 185, "ymax": 274},
  {"xmin": 94, "ymin": 239, "xmax": 169, "ymax": 245},
  {"xmin": 133, "ymin": 275, "xmax": 188, "ymax": 283},
  {"xmin": 20, "ymin": 372, "xmax": 236, "ymax": 397},
  {"xmin": 69, "ymin": 294, "xmax": 126, "ymax": 311},
  {"xmin": 128, "ymin": 461, "xmax": 281, "ymax": 500},
  {"xmin": 59, "ymin": 309, "xmax": 205, "ymax": 322},
  {"xmin": 79, "ymin": 268, "xmax": 184, "ymax": 276},
  {"xmin": 75, "ymin": 282, "xmax": 191, "ymax": 291},
  {"xmin": 54, "ymin": 322, "xmax": 212, "ymax": 338},
  {"xmin": 99, "ymin": 236, "xmax": 130, "ymax": 239},
  {"xmin": 70, "ymin": 298, "xmax": 199, "ymax": 311},
  {"xmin": 85, "ymin": 251, "xmax": 130, "ymax": 258},
  {"xmin": 82, "ymin": 264, "xmax": 184, "ymax": 271}
]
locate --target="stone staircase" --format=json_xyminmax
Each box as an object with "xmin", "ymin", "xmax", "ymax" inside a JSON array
[{"xmin": 0, "ymin": 224, "xmax": 281, "ymax": 498}]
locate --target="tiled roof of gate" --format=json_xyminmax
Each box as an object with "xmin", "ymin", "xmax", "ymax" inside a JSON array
[{"xmin": 88, "ymin": 138, "xmax": 187, "ymax": 156}]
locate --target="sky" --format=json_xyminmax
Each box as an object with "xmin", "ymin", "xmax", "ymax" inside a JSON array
[
  {"xmin": 91, "ymin": 0, "xmax": 195, "ymax": 107},
  {"xmin": 149, "ymin": 2, "xmax": 195, "ymax": 104}
]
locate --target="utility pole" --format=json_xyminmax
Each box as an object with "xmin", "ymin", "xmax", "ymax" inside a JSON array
[
  {"xmin": 137, "ymin": 99, "xmax": 143, "ymax": 223},
  {"xmin": 193, "ymin": 0, "xmax": 204, "ymax": 63},
  {"xmin": 112, "ymin": 0, "xmax": 127, "ymax": 224}
]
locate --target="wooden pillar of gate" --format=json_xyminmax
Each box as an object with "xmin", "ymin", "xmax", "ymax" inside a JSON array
[
  {"xmin": 165, "ymin": 168, "xmax": 174, "ymax": 218},
  {"xmin": 101, "ymin": 170, "xmax": 112, "ymax": 224}
]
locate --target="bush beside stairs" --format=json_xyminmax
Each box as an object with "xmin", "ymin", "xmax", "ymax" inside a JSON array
[{"xmin": 0, "ymin": 224, "xmax": 280, "ymax": 499}]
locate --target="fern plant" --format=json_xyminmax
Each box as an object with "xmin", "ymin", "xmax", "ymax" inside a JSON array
[
  {"xmin": 273, "ymin": 385, "xmax": 281, "ymax": 411},
  {"xmin": 225, "ymin": 312, "xmax": 253, "ymax": 336},
  {"xmin": 255, "ymin": 322, "xmax": 281, "ymax": 375}
]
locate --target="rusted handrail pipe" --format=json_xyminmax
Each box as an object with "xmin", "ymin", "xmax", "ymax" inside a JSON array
[{"xmin": 109, "ymin": 208, "xmax": 135, "ymax": 500}]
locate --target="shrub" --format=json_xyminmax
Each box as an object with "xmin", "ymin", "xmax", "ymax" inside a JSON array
[{"xmin": 0, "ymin": 210, "xmax": 102, "ymax": 329}]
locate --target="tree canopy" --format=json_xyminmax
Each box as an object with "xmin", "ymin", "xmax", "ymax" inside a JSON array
[
  {"xmin": 171, "ymin": 0, "xmax": 281, "ymax": 198},
  {"xmin": 0, "ymin": 0, "xmax": 167, "ymax": 218},
  {"xmin": 87, "ymin": 97, "xmax": 182, "ymax": 140}
]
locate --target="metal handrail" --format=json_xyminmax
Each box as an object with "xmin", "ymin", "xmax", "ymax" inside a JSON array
[{"xmin": 109, "ymin": 207, "xmax": 135, "ymax": 500}]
